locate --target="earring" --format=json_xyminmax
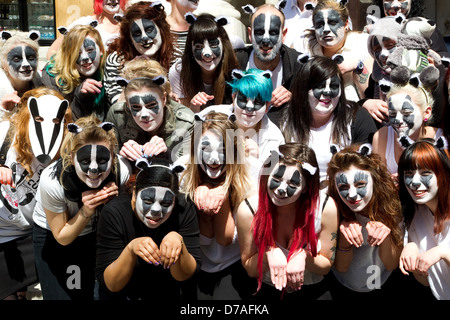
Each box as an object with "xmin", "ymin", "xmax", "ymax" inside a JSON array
[{"xmin": 424, "ymin": 118, "xmax": 428, "ymax": 122}]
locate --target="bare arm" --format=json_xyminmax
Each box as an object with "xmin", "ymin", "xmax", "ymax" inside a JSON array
[{"xmin": 236, "ymin": 197, "xmax": 259, "ymax": 278}]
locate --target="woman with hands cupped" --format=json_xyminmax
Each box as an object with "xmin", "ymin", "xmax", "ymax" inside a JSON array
[
  {"xmin": 95, "ymin": 157, "xmax": 201, "ymax": 300},
  {"xmin": 325, "ymin": 143, "xmax": 404, "ymax": 300},
  {"xmin": 236, "ymin": 143, "xmax": 339, "ymax": 301},
  {"xmin": 32, "ymin": 115, "xmax": 131, "ymax": 300}
]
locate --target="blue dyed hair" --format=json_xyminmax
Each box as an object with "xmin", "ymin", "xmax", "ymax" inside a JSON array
[{"xmin": 228, "ymin": 68, "xmax": 273, "ymax": 102}]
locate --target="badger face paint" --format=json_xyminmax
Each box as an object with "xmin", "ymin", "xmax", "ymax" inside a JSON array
[
  {"xmin": 192, "ymin": 38, "xmax": 223, "ymax": 72},
  {"xmin": 314, "ymin": 9, "xmax": 346, "ymax": 48},
  {"xmin": 102, "ymin": 0, "xmax": 120, "ymax": 15},
  {"xmin": 76, "ymin": 36, "xmax": 101, "ymax": 77},
  {"xmin": 135, "ymin": 186, "xmax": 175, "ymax": 228},
  {"xmin": 388, "ymin": 94, "xmax": 423, "ymax": 137},
  {"xmin": 130, "ymin": 18, "xmax": 162, "ymax": 57},
  {"xmin": 197, "ymin": 130, "xmax": 226, "ymax": 180},
  {"xmin": 27, "ymin": 95, "xmax": 68, "ymax": 164},
  {"xmin": 383, "ymin": 0, "xmax": 411, "ymax": 17},
  {"xmin": 404, "ymin": 169, "xmax": 438, "ymax": 205},
  {"xmin": 251, "ymin": 12, "xmax": 283, "ymax": 62},
  {"xmin": 308, "ymin": 75, "xmax": 341, "ymax": 116},
  {"xmin": 7, "ymin": 45, "xmax": 37, "ymax": 82},
  {"xmin": 127, "ymin": 87, "xmax": 165, "ymax": 133},
  {"xmin": 176, "ymin": 0, "xmax": 199, "ymax": 10},
  {"xmin": 370, "ymin": 35, "xmax": 397, "ymax": 71},
  {"xmin": 335, "ymin": 167, "xmax": 373, "ymax": 212},
  {"xmin": 74, "ymin": 143, "xmax": 112, "ymax": 188},
  {"xmin": 233, "ymin": 92, "xmax": 267, "ymax": 129},
  {"xmin": 267, "ymin": 164, "xmax": 304, "ymax": 207}
]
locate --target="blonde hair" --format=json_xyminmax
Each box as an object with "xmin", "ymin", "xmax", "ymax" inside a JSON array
[
  {"xmin": 180, "ymin": 111, "xmax": 251, "ymax": 208},
  {"xmin": 121, "ymin": 58, "xmax": 176, "ymax": 132},
  {"xmin": 49, "ymin": 25, "xmax": 105, "ymax": 95},
  {"xmin": 0, "ymin": 31, "xmax": 39, "ymax": 74},
  {"xmin": 59, "ymin": 114, "xmax": 118, "ymax": 183},
  {"xmin": 387, "ymin": 84, "xmax": 434, "ymax": 112}
]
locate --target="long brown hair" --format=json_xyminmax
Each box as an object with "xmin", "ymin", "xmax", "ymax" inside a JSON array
[
  {"xmin": 107, "ymin": 1, "xmax": 173, "ymax": 70},
  {"xmin": 326, "ymin": 144, "xmax": 403, "ymax": 247},
  {"xmin": 180, "ymin": 13, "xmax": 238, "ymax": 105}
]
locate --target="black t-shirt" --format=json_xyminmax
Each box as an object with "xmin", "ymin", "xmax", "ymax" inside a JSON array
[{"xmin": 95, "ymin": 193, "xmax": 201, "ymax": 300}]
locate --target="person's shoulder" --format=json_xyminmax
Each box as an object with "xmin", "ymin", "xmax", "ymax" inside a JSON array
[{"xmin": 171, "ymin": 101, "xmax": 195, "ymax": 124}]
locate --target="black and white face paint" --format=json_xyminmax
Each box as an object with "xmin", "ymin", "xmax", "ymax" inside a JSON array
[
  {"xmin": 176, "ymin": 0, "xmax": 199, "ymax": 10},
  {"xmin": 335, "ymin": 166, "xmax": 373, "ymax": 212},
  {"xmin": 135, "ymin": 186, "xmax": 175, "ymax": 229},
  {"xmin": 404, "ymin": 169, "xmax": 438, "ymax": 205},
  {"xmin": 102, "ymin": 0, "xmax": 120, "ymax": 15},
  {"xmin": 308, "ymin": 75, "xmax": 341, "ymax": 116},
  {"xmin": 127, "ymin": 87, "xmax": 165, "ymax": 133},
  {"xmin": 388, "ymin": 94, "xmax": 423, "ymax": 137},
  {"xmin": 233, "ymin": 92, "xmax": 267, "ymax": 129},
  {"xmin": 74, "ymin": 143, "xmax": 112, "ymax": 188},
  {"xmin": 7, "ymin": 45, "xmax": 37, "ymax": 82},
  {"xmin": 267, "ymin": 163, "xmax": 304, "ymax": 207},
  {"xmin": 130, "ymin": 18, "xmax": 162, "ymax": 57},
  {"xmin": 314, "ymin": 9, "xmax": 346, "ymax": 48},
  {"xmin": 370, "ymin": 35, "xmax": 397, "ymax": 72},
  {"xmin": 197, "ymin": 130, "xmax": 226, "ymax": 179},
  {"xmin": 383, "ymin": 0, "xmax": 411, "ymax": 17},
  {"xmin": 28, "ymin": 95, "xmax": 68, "ymax": 164},
  {"xmin": 193, "ymin": 37, "xmax": 223, "ymax": 72},
  {"xmin": 251, "ymin": 12, "xmax": 283, "ymax": 62},
  {"xmin": 76, "ymin": 36, "xmax": 101, "ymax": 77}
]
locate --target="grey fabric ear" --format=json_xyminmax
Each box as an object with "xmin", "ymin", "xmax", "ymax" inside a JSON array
[
  {"xmin": 170, "ymin": 164, "xmax": 186, "ymax": 174},
  {"xmin": 152, "ymin": 76, "xmax": 166, "ymax": 86},
  {"xmin": 397, "ymin": 135, "xmax": 414, "ymax": 149},
  {"xmin": 58, "ymin": 27, "xmax": 68, "ymax": 35},
  {"xmin": 90, "ymin": 20, "xmax": 99, "ymax": 28},
  {"xmin": 113, "ymin": 13, "xmax": 124, "ymax": 22},
  {"xmin": 194, "ymin": 114, "xmax": 205, "ymax": 122},
  {"xmin": 297, "ymin": 53, "xmax": 311, "ymax": 64},
  {"xmin": 276, "ymin": 0, "xmax": 287, "ymax": 10},
  {"xmin": 332, "ymin": 54, "xmax": 344, "ymax": 65},
  {"xmin": 116, "ymin": 77, "xmax": 130, "ymax": 87},
  {"xmin": 99, "ymin": 122, "xmax": 115, "ymax": 132},
  {"xmin": 242, "ymin": 4, "xmax": 256, "ymax": 15},
  {"xmin": 67, "ymin": 123, "xmax": 82, "ymax": 134},
  {"xmin": 231, "ymin": 69, "xmax": 245, "ymax": 80},
  {"xmin": 150, "ymin": 1, "xmax": 164, "ymax": 11},
  {"xmin": 185, "ymin": 12, "xmax": 197, "ymax": 24},
  {"xmin": 435, "ymin": 136, "xmax": 448, "ymax": 150},
  {"xmin": 330, "ymin": 144, "xmax": 340, "ymax": 155},
  {"xmin": 28, "ymin": 30, "xmax": 40, "ymax": 41},
  {"xmin": 215, "ymin": 16, "xmax": 229, "ymax": 26},
  {"xmin": 358, "ymin": 143, "xmax": 372, "ymax": 156},
  {"xmin": 136, "ymin": 157, "xmax": 152, "ymax": 171},
  {"xmin": 1, "ymin": 31, "xmax": 12, "ymax": 41},
  {"xmin": 305, "ymin": 2, "xmax": 315, "ymax": 10},
  {"xmin": 261, "ymin": 70, "xmax": 272, "ymax": 79}
]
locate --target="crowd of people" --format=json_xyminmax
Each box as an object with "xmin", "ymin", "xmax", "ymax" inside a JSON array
[{"xmin": 0, "ymin": 0, "xmax": 449, "ymax": 302}]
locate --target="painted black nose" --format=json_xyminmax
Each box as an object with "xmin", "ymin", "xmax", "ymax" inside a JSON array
[{"xmin": 37, "ymin": 154, "xmax": 51, "ymax": 164}]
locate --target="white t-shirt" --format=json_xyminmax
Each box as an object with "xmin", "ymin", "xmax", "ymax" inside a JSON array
[
  {"xmin": 33, "ymin": 156, "xmax": 131, "ymax": 236},
  {"xmin": 282, "ymin": 0, "xmax": 314, "ymax": 52},
  {"xmin": 405, "ymin": 205, "xmax": 450, "ymax": 300},
  {"xmin": 247, "ymin": 50, "xmax": 283, "ymax": 92}
]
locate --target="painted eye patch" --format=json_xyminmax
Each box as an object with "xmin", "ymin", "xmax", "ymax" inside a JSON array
[
  {"xmin": 336, "ymin": 171, "xmax": 369, "ymax": 199},
  {"xmin": 312, "ymin": 75, "xmax": 341, "ymax": 100},
  {"xmin": 193, "ymin": 38, "xmax": 222, "ymax": 60},
  {"xmin": 314, "ymin": 9, "xmax": 345, "ymax": 36},
  {"xmin": 7, "ymin": 45, "xmax": 37, "ymax": 71},
  {"xmin": 131, "ymin": 18, "xmax": 158, "ymax": 43},
  {"xmin": 268, "ymin": 165, "xmax": 302, "ymax": 197},
  {"xmin": 235, "ymin": 92, "xmax": 266, "ymax": 112},
  {"xmin": 128, "ymin": 94, "xmax": 160, "ymax": 116},
  {"xmin": 75, "ymin": 145, "xmax": 111, "ymax": 173},
  {"xmin": 77, "ymin": 38, "xmax": 98, "ymax": 65},
  {"xmin": 252, "ymin": 13, "xmax": 282, "ymax": 47},
  {"xmin": 404, "ymin": 170, "xmax": 433, "ymax": 189}
]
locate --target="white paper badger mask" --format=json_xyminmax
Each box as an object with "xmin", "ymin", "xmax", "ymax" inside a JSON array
[{"xmin": 27, "ymin": 95, "xmax": 69, "ymax": 164}]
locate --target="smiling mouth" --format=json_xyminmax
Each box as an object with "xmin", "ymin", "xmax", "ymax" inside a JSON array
[
  {"xmin": 141, "ymin": 41, "xmax": 154, "ymax": 49},
  {"xmin": 319, "ymin": 99, "xmax": 331, "ymax": 105},
  {"xmin": 347, "ymin": 199, "xmax": 362, "ymax": 205},
  {"xmin": 81, "ymin": 62, "xmax": 93, "ymax": 69},
  {"xmin": 412, "ymin": 190, "xmax": 427, "ymax": 197}
]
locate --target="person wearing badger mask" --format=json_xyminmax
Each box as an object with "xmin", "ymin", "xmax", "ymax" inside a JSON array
[
  {"xmin": 32, "ymin": 115, "xmax": 131, "ymax": 300},
  {"xmin": 95, "ymin": 157, "xmax": 201, "ymax": 300},
  {"xmin": 0, "ymin": 31, "xmax": 41, "ymax": 118},
  {"xmin": 0, "ymin": 87, "xmax": 71, "ymax": 300},
  {"xmin": 237, "ymin": 3, "xmax": 301, "ymax": 128}
]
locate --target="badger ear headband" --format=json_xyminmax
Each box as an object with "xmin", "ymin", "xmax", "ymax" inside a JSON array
[
  {"xmin": 67, "ymin": 122, "xmax": 115, "ymax": 134},
  {"xmin": 275, "ymin": 150, "xmax": 317, "ymax": 176}
]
